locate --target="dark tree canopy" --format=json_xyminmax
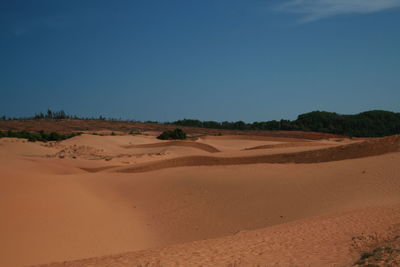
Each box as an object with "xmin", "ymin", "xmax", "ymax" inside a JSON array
[{"xmin": 173, "ymin": 110, "xmax": 400, "ymax": 137}]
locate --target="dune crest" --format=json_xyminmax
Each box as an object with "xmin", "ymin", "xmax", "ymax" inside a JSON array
[
  {"xmin": 115, "ymin": 135, "xmax": 400, "ymax": 173},
  {"xmin": 122, "ymin": 140, "xmax": 220, "ymax": 153}
]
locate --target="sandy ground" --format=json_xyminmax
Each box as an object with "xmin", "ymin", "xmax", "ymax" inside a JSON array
[
  {"xmin": 37, "ymin": 205, "xmax": 400, "ymax": 267},
  {"xmin": 0, "ymin": 133, "xmax": 399, "ymax": 267}
]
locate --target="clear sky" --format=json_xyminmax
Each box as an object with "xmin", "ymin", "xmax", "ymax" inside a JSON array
[{"xmin": 1, "ymin": 0, "xmax": 399, "ymax": 122}]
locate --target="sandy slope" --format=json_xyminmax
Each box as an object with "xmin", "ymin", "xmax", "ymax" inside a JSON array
[
  {"xmin": 37, "ymin": 205, "xmax": 400, "ymax": 267},
  {"xmin": 0, "ymin": 134, "xmax": 399, "ymax": 267}
]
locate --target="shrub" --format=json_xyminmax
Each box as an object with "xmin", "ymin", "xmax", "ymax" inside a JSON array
[{"xmin": 157, "ymin": 128, "xmax": 187, "ymax": 140}]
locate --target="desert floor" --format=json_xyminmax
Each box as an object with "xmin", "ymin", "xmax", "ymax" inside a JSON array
[{"xmin": 0, "ymin": 132, "xmax": 399, "ymax": 266}]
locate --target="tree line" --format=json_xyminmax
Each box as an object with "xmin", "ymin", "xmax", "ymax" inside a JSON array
[
  {"xmin": 1, "ymin": 109, "xmax": 400, "ymax": 137},
  {"xmin": 172, "ymin": 110, "xmax": 400, "ymax": 137},
  {"xmin": 0, "ymin": 109, "xmax": 134, "ymax": 122}
]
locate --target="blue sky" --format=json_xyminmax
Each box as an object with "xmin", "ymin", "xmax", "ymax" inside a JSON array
[{"xmin": 1, "ymin": 0, "xmax": 399, "ymax": 122}]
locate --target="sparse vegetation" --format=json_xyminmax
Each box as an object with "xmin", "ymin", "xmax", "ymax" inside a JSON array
[
  {"xmin": 34, "ymin": 109, "xmax": 70, "ymax": 120},
  {"xmin": 129, "ymin": 129, "xmax": 141, "ymax": 135},
  {"xmin": 157, "ymin": 128, "xmax": 187, "ymax": 140},
  {"xmin": 0, "ymin": 130, "xmax": 81, "ymax": 142},
  {"xmin": 354, "ymin": 247, "xmax": 400, "ymax": 266},
  {"xmin": 31, "ymin": 109, "xmax": 138, "ymax": 122}
]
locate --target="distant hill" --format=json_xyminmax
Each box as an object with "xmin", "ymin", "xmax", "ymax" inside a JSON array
[{"xmin": 1, "ymin": 109, "xmax": 399, "ymax": 137}]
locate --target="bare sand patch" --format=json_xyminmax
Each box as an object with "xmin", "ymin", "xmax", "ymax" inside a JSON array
[{"xmin": 0, "ymin": 134, "xmax": 399, "ymax": 266}]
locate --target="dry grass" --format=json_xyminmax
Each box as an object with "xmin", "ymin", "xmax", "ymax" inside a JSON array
[{"xmin": 352, "ymin": 224, "xmax": 400, "ymax": 266}]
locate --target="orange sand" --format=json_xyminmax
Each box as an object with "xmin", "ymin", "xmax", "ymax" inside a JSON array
[{"xmin": 0, "ymin": 134, "xmax": 399, "ymax": 266}]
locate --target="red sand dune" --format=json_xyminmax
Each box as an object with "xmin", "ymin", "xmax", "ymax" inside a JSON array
[
  {"xmin": 122, "ymin": 140, "xmax": 221, "ymax": 153},
  {"xmin": 244, "ymin": 141, "xmax": 330, "ymax": 150},
  {"xmin": 1, "ymin": 131, "xmax": 399, "ymax": 267},
  {"xmin": 113, "ymin": 135, "xmax": 400, "ymax": 173},
  {"xmin": 36, "ymin": 205, "xmax": 400, "ymax": 267}
]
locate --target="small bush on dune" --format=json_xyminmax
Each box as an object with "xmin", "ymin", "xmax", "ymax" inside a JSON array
[{"xmin": 157, "ymin": 128, "xmax": 187, "ymax": 140}]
